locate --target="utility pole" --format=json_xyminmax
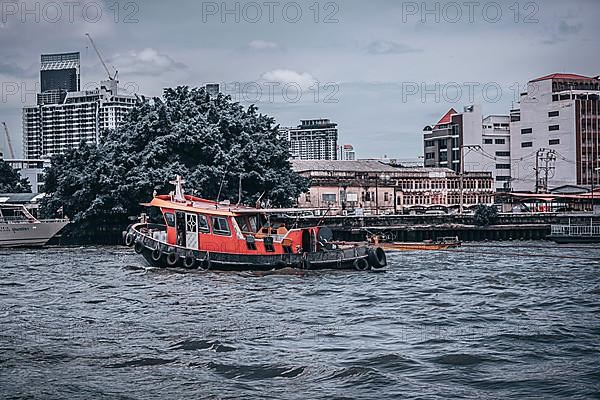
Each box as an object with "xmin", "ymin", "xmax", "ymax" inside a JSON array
[{"xmin": 459, "ymin": 144, "xmax": 481, "ymax": 214}]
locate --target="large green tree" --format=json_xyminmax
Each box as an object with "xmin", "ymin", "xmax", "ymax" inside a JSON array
[
  {"xmin": 0, "ymin": 159, "xmax": 31, "ymax": 193},
  {"xmin": 41, "ymin": 87, "xmax": 308, "ymax": 243}
]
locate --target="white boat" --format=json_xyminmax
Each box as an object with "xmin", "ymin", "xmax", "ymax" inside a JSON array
[{"xmin": 0, "ymin": 204, "xmax": 69, "ymax": 247}]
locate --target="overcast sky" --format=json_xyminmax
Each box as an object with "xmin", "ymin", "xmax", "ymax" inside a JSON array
[{"xmin": 1, "ymin": 0, "xmax": 599, "ymax": 159}]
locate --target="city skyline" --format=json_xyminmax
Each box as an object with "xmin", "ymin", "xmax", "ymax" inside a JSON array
[{"xmin": 1, "ymin": 0, "xmax": 599, "ymax": 159}]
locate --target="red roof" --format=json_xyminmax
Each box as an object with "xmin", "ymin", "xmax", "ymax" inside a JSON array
[
  {"xmin": 530, "ymin": 73, "xmax": 597, "ymax": 83},
  {"xmin": 435, "ymin": 108, "xmax": 457, "ymax": 126}
]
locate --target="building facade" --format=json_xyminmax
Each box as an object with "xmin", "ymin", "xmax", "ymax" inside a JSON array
[
  {"xmin": 338, "ymin": 144, "xmax": 356, "ymax": 160},
  {"xmin": 292, "ymin": 160, "xmax": 494, "ymax": 214},
  {"xmin": 23, "ymin": 52, "xmax": 139, "ymax": 159},
  {"xmin": 424, "ymin": 105, "xmax": 511, "ymax": 191},
  {"xmin": 286, "ymin": 119, "xmax": 338, "ymax": 160},
  {"xmin": 23, "ymin": 81, "xmax": 137, "ymax": 158},
  {"xmin": 40, "ymin": 52, "xmax": 80, "ymax": 94},
  {"xmin": 510, "ymin": 73, "xmax": 600, "ymax": 192}
]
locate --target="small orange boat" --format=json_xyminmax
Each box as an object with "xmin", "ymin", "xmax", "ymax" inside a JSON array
[{"xmin": 123, "ymin": 176, "xmax": 387, "ymax": 271}]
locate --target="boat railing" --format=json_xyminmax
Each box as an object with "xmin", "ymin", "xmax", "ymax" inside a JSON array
[{"xmin": 551, "ymin": 224, "xmax": 600, "ymax": 236}]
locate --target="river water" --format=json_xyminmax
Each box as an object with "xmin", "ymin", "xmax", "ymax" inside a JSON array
[{"xmin": 1, "ymin": 242, "xmax": 599, "ymax": 399}]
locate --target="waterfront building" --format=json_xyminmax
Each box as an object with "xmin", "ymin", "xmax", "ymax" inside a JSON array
[
  {"xmin": 338, "ymin": 144, "xmax": 356, "ymax": 160},
  {"xmin": 291, "ymin": 160, "xmax": 494, "ymax": 214},
  {"xmin": 510, "ymin": 73, "xmax": 600, "ymax": 192},
  {"xmin": 423, "ymin": 105, "xmax": 511, "ymax": 192},
  {"xmin": 286, "ymin": 119, "xmax": 338, "ymax": 160}
]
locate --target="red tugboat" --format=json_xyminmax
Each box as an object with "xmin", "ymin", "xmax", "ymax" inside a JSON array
[{"xmin": 124, "ymin": 177, "xmax": 387, "ymax": 271}]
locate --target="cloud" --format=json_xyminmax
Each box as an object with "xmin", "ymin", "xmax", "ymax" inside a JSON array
[
  {"xmin": 247, "ymin": 40, "xmax": 280, "ymax": 51},
  {"xmin": 114, "ymin": 48, "xmax": 187, "ymax": 76},
  {"xmin": 260, "ymin": 69, "xmax": 316, "ymax": 89},
  {"xmin": 557, "ymin": 20, "xmax": 582, "ymax": 34},
  {"xmin": 542, "ymin": 19, "xmax": 584, "ymax": 45},
  {"xmin": 0, "ymin": 61, "xmax": 36, "ymax": 78},
  {"xmin": 366, "ymin": 40, "xmax": 422, "ymax": 55}
]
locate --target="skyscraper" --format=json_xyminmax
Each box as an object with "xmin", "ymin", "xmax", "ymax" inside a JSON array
[{"xmin": 23, "ymin": 52, "xmax": 138, "ymax": 159}]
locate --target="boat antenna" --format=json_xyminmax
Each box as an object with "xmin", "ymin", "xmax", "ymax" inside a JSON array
[
  {"xmin": 215, "ymin": 166, "xmax": 229, "ymax": 205},
  {"xmin": 237, "ymin": 174, "xmax": 243, "ymax": 205},
  {"xmin": 255, "ymin": 191, "xmax": 265, "ymax": 209}
]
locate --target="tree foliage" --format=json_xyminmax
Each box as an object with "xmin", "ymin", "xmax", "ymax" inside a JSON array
[
  {"xmin": 0, "ymin": 159, "xmax": 31, "ymax": 193},
  {"xmin": 40, "ymin": 87, "xmax": 309, "ymax": 243},
  {"xmin": 473, "ymin": 204, "xmax": 498, "ymax": 226}
]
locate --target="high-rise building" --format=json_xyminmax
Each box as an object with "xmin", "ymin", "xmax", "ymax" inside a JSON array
[
  {"xmin": 23, "ymin": 52, "xmax": 139, "ymax": 159},
  {"xmin": 40, "ymin": 52, "xmax": 80, "ymax": 94},
  {"xmin": 23, "ymin": 81, "xmax": 137, "ymax": 159},
  {"xmin": 510, "ymin": 73, "xmax": 600, "ymax": 192},
  {"xmin": 338, "ymin": 144, "xmax": 356, "ymax": 160},
  {"xmin": 286, "ymin": 119, "xmax": 338, "ymax": 160},
  {"xmin": 423, "ymin": 105, "xmax": 511, "ymax": 191}
]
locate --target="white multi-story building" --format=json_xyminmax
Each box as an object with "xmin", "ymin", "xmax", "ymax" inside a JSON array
[
  {"xmin": 23, "ymin": 80, "xmax": 137, "ymax": 159},
  {"xmin": 424, "ymin": 105, "xmax": 511, "ymax": 191},
  {"xmin": 510, "ymin": 73, "xmax": 600, "ymax": 192},
  {"xmin": 338, "ymin": 144, "xmax": 356, "ymax": 160},
  {"xmin": 286, "ymin": 119, "xmax": 338, "ymax": 160}
]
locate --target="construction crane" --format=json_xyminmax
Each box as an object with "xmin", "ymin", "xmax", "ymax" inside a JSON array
[
  {"xmin": 1, "ymin": 122, "xmax": 15, "ymax": 159},
  {"xmin": 85, "ymin": 32, "xmax": 118, "ymax": 81}
]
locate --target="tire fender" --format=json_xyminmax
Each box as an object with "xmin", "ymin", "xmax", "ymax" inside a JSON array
[
  {"xmin": 183, "ymin": 254, "xmax": 196, "ymax": 269},
  {"xmin": 353, "ymin": 257, "xmax": 369, "ymax": 271},
  {"xmin": 368, "ymin": 247, "xmax": 387, "ymax": 269},
  {"xmin": 166, "ymin": 251, "xmax": 179, "ymax": 267},
  {"xmin": 125, "ymin": 233, "xmax": 135, "ymax": 247},
  {"xmin": 134, "ymin": 241, "xmax": 144, "ymax": 254}
]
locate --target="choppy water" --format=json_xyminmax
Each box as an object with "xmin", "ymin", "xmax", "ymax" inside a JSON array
[{"xmin": 1, "ymin": 242, "xmax": 599, "ymax": 399}]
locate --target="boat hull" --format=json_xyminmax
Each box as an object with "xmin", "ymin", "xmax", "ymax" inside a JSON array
[
  {"xmin": 547, "ymin": 235, "xmax": 600, "ymax": 244},
  {"xmin": 0, "ymin": 220, "xmax": 69, "ymax": 248},
  {"xmin": 126, "ymin": 224, "xmax": 387, "ymax": 271}
]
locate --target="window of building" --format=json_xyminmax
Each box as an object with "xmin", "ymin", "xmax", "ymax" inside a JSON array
[
  {"xmin": 552, "ymin": 94, "xmax": 559, "ymax": 102},
  {"xmin": 384, "ymin": 192, "xmax": 389, "ymax": 202},
  {"xmin": 549, "ymin": 125, "xmax": 559, "ymax": 131},
  {"xmin": 211, "ymin": 217, "xmax": 231, "ymax": 236},
  {"xmin": 521, "ymin": 142, "xmax": 533, "ymax": 148},
  {"xmin": 496, "ymin": 176, "xmax": 511, "ymax": 181},
  {"xmin": 425, "ymin": 152, "xmax": 435, "ymax": 159},
  {"xmin": 425, "ymin": 140, "xmax": 435, "ymax": 147},
  {"xmin": 322, "ymin": 193, "xmax": 337, "ymax": 203},
  {"xmin": 483, "ymin": 139, "xmax": 493, "ymax": 144},
  {"xmin": 496, "ymin": 164, "xmax": 511, "ymax": 169},
  {"xmin": 548, "ymin": 111, "xmax": 559, "ymax": 117},
  {"xmin": 521, "ymin": 128, "xmax": 532, "ymax": 134},
  {"xmin": 549, "ymin": 139, "xmax": 560, "ymax": 145},
  {"xmin": 495, "ymin": 139, "xmax": 505, "ymax": 144},
  {"xmin": 496, "ymin": 151, "xmax": 510, "ymax": 157}
]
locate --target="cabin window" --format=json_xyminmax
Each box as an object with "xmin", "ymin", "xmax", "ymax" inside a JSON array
[
  {"xmin": 198, "ymin": 214, "xmax": 209, "ymax": 232},
  {"xmin": 211, "ymin": 216, "xmax": 231, "ymax": 236},
  {"xmin": 164, "ymin": 212, "xmax": 175, "ymax": 227}
]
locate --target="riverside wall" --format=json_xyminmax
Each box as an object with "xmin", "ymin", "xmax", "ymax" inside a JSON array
[{"xmin": 287, "ymin": 213, "xmax": 600, "ymax": 242}]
